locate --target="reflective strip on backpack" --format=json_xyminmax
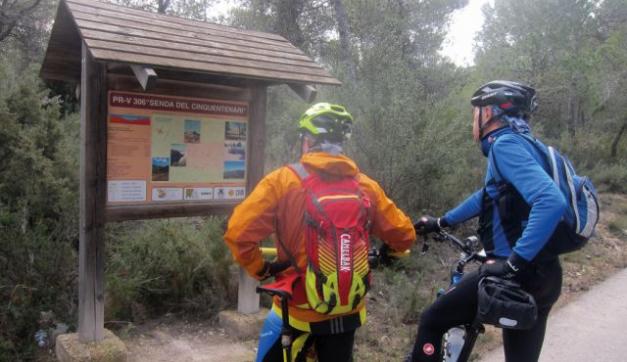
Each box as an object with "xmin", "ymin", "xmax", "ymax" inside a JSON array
[
  {"xmin": 318, "ymin": 194, "xmax": 360, "ymax": 202},
  {"xmin": 290, "ymin": 162, "xmax": 310, "ymax": 180},
  {"xmin": 563, "ymin": 161, "xmax": 580, "ymax": 233},
  {"xmin": 548, "ymin": 146, "xmax": 560, "ymax": 187},
  {"xmin": 581, "ymin": 187, "xmax": 598, "ymax": 238}
]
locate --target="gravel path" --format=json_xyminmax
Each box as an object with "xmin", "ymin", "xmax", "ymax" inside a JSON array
[{"xmin": 123, "ymin": 319, "xmax": 256, "ymax": 362}]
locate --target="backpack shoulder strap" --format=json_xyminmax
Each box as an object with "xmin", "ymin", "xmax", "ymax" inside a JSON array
[
  {"xmin": 288, "ymin": 162, "xmax": 310, "ymax": 181},
  {"xmin": 271, "ymin": 163, "xmax": 311, "ymax": 275},
  {"xmin": 517, "ymin": 133, "xmax": 559, "ymax": 185},
  {"xmin": 491, "ymin": 133, "xmax": 558, "ymax": 183}
]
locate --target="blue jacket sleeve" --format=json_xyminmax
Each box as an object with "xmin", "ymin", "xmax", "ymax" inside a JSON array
[
  {"xmin": 491, "ymin": 135, "xmax": 567, "ymax": 261},
  {"xmin": 442, "ymin": 189, "xmax": 483, "ymax": 226}
]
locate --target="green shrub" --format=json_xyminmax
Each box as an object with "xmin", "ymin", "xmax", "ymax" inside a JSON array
[
  {"xmin": 0, "ymin": 64, "xmax": 78, "ymax": 361},
  {"xmin": 105, "ymin": 217, "xmax": 236, "ymax": 321},
  {"xmin": 0, "ymin": 224, "xmax": 77, "ymax": 361},
  {"xmin": 590, "ymin": 163, "xmax": 627, "ymax": 193}
]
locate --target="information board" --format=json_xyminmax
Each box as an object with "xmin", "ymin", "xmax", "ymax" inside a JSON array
[{"xmin": 106, "ymin": 91, "xmax": 248, "ymax": 204}]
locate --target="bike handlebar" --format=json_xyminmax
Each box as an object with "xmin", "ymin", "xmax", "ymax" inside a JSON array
[
  {"xmin": 424, "ymin": 230, "xmax": 487, "ymax": 264},
  {"xmin": 432, "ymin": 231, "xmax": 474, "ymax": 254}
]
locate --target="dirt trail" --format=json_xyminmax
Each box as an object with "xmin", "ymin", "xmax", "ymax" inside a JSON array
[{"xmin": 122, "ymin": 319, "xmax": 256, "ymax": 362}]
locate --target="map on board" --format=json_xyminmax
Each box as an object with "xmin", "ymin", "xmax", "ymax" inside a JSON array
[{"xmin": 106, "ymin": 91, "xmax": 249, "ymax": 204}]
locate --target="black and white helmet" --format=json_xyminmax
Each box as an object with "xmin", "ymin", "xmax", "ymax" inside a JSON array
[{"xmin": 471, "ymin": 80, "xmax": 538, "ymax": 117}]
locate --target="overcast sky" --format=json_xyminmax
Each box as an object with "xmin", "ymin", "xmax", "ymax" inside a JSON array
[
  {"xmin": 440, "ymin": 0, "xmax": 493, "ymax": 66},
  {"xmin": 211, "ymin": 0, "xmax": 492, "ymax": 67}
]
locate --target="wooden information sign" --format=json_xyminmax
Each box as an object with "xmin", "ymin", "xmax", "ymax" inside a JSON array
[
  {"xmin": 106, "ymin": 91, "xmax": 249, "ymax": 207},
  {"xmin": 40, "ymin": 0, "xmax": 340, "ymax": 344}
]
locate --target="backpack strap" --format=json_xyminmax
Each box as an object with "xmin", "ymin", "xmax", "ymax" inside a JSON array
[
  {"xmin": 517, "ymin": 135, "xmax": 580, "ymax": 226},
  {"xmin": 289, "ymin": 162, "xmax": 310, "ymax": 180},
  {"xmin": 274, "ymin": 235, "xmax": 303, "ymax": 275},
  {"xmin": 495, "ymin": 134, "xmax": 583, "ymax": 232},
  {"xmin": 546, "ymin": 146, "xmax": 560, "ymax": 186},
  {"xmin": 489, "ymin": 133, "xmax": 557, "ymax": 183},
  {"xmin": 273, "ymin": 163, "xmax": 313, "ymax": 275},
  {"xmin": 517, "ymin": 134, "xmax": 559, "ymax": 184}
]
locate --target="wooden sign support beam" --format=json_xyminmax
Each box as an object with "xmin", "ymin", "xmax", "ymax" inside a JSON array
[
  {"xmin": 78, "ymin": 43, "xmax": 108, "ymax": 343},
  {"xmin": 130, "ymin": 64, "xmax": 157, "ymax": 91},
  {"xmin": 288, "ymin": 83, "xmax": 317, "ymax": 103},
  {"xmin": 237, "ymin": 84, "xmax": 267, "ymax": 314}
]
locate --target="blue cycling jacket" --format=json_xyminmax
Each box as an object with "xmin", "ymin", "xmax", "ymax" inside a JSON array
[{"xmin": 442, "ymin": 127, "xmax": 567, "ymax": 261}]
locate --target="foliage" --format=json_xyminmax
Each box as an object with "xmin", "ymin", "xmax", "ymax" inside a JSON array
[
  {"xmin": 590, "ymin": 164, "xmax": 627, "ymax": 194},
  {"xmin": 0, "ymin": 0, "xmax": 626, "ymax": 359},
  {"xmin": 236, "ymin": 0, "xmax": 479, "ymax": 215},
  {"xmin": 0, "ymin": 0, "xmax": 57, "ymax": 64},
  {"xmin": 105, "ymin": 217, "xmax": 236, "ymax": 321},
  {"xmin": 473, "ymin": 0, "xmax": 627, "ymax": 176},
  {"xmin": 104, "ymin": 0, "xmax": 221, "ymax": 21},
  {"xmin": 0, "ymin": 63, "xmax": 79, "ymax": 360}
]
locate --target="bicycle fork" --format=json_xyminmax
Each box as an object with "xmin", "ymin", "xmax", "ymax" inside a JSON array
[{"xmin": 446, "ymin": 321, "xmax": 484, "ymax": 362}]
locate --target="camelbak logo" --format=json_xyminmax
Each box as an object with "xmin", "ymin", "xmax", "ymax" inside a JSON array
[{"xmin": 340, "ymin": 233, "xmax": 351, "ymax": 272}]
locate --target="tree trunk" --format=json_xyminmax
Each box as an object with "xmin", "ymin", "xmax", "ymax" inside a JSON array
[
  {"xmin": 567, "ymin": 84, "xmax": 577, "ymax": 138},
  {"xmin": 332, "ymin": 0, "xmax": 357, "ymax": 84},
  {"xmin": 157, "ymin": 0, "xmax": 171, "ymax": 14},
  {"xmin": 610, "ymin": 120, "xmax": 626, "ymax": 159},
  {"xmin": 274, "ymin": 0, "xmax": 305, "ymax": 48}
]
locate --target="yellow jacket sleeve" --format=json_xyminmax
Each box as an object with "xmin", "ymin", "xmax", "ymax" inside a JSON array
[
  {"xmin": 357, "ymin": 173, "xmax": 416, "ymax": 252},
  {"xmin": 223, "ymin": 168, "xmax": 284, "ymax": 279}
]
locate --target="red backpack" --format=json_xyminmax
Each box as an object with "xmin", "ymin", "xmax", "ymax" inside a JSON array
[{"xmin": 284, "ymin": 163, "xmax": 373, "ymax": 315}]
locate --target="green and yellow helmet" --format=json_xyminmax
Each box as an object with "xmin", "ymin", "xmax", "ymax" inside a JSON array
[{"xmin": 298, "ymin": 102, "xmax": 354, "ymax": 143}]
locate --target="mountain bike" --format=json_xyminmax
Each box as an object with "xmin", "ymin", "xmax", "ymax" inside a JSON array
[{"xmin": 423, "ymin": 230, "xmax": 488, "ymax": 362}]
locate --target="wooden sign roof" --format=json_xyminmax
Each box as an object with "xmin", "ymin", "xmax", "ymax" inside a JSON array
[{"xmin": 41, "ymin": 0, "xmax": 341, "ymax": 86}]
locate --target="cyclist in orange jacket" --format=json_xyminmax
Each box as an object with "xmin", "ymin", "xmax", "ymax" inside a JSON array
[{"xmin": 224, "ymin": 102, "xmax": 416, "ymax": 361}]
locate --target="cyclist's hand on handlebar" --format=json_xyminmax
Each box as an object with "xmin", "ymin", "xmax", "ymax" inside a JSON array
[
  {"xmin": 257, "ymin": 260, "xmax": 291, "ymax": 280},
  {"xmin": 479, "ymin": 254, "xmax": 529, "ymax": 279},
  {"xmin": 377, "ymin": 244, "xmax": 395, "ymax": 267},
  {"xmin": 479, "ymin": 259, "xmax": 515, "ymax": 279},
  {"xmin": 413, "ymin": 215, "xmax": 447, "ymax": 235}
]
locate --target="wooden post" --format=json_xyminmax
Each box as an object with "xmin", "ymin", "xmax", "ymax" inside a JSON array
[
  {"xmin": 237, "ymin": 84, "xmax": 267, "ymax": 314},
  {"xmin": 78, "ymin": 42, "xmax": 108, "ymax": 342}
]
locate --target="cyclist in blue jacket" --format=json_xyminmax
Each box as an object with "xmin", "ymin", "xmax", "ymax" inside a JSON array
[{"xmin": 409, "ymin": 81, "xmax": 567, "ymax": 362}]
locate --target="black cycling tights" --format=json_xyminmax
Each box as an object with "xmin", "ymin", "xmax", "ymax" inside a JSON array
[
  {"xmin": 262, "ymin": 329, "xmax": 355, "ymax": 362},
  {"xmin": 410, "ymin": 259, "xmax": 562, "ymax": 362}
]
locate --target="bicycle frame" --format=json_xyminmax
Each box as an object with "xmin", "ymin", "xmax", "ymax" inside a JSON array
[{"xmin": 429, "ymin": 231, "xmax": 486, "ymax": 362}]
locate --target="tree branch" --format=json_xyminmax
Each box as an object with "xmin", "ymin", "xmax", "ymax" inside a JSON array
[
  {"xmin": 332, "ymin": 0, "xmax": 357, "ymax": 84},
  {"xmin": 158, "ymin": 0, "xmax": 172, "ymax": 14},
  {"xmin": 610, "ymin": 120, "xmax": 626, "ymax": 159},
  {"xmin": 0, "ymin": 0, "xmax": 41, "ymax": 42}
]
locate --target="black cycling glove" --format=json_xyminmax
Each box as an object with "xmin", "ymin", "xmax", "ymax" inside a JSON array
[
  {"xmin": 413, "ymin": 215, "xmax": 448, "ymax": 234},
  {"xmin": 377, "ymin": 244, "xmax": 395, "ymax": 267},
  {"xmin": 257, "ymin": 260, "xmax": 291, "ymax": 280},
  {"xmin": 480, "ymin": 253, "xmax": 529, "ymax": 279}
]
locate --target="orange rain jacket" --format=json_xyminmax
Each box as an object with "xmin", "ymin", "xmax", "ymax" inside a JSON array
[{"xmin": 224, "ymin": 152, "xmax": 416, "ymax": 324}]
